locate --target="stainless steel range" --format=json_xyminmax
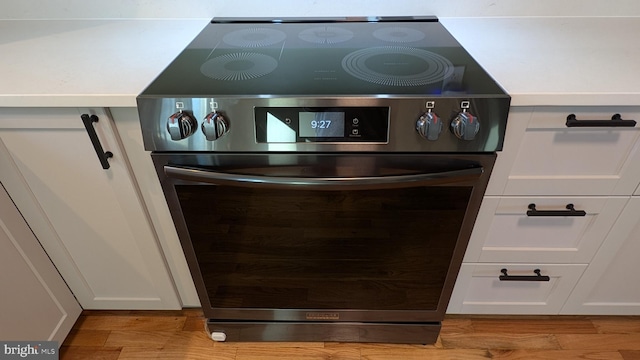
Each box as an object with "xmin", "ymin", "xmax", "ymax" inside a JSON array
[{"xmin": 137, "ymin": 16, "xmax": 510, "ymax": 344}]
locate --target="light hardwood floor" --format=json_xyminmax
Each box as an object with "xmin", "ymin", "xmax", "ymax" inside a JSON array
[{"xmin": 61, "ymin": 309, "xmax": 640, "ymax": 359}]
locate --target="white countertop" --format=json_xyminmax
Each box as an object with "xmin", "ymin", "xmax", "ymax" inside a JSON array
[
  {"xmin": 441, "ymin": 17, "xmax": 640, "ymax": 106},
  {"xmin": 0, "ymin": 19, "xmax": 209, "ymax": 107},
  {"xmin": 1, "ymin": 17, "xmax": 639, "ymax": 107}
]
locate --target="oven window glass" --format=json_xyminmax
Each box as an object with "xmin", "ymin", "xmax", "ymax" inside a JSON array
[{"xmin": 176, "ymin": 185, "xmax": 472, "ymax": 311}]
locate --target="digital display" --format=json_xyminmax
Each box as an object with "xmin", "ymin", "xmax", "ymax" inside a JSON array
[
  {"xmin": 255, "ymin": 106, "xmax": 388, "ymax": 143},
  {"xmin": 299, "ymin": 112, "xmax": 345, "ymax": 137}
]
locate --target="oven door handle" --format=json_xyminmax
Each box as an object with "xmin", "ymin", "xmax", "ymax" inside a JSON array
[{"xmin": 164, "ymin": 165, "xmax": 483, "ymax": 190}]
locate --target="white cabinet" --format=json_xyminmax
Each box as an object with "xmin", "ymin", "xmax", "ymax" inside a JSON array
[
  {"xmin": 448, "ymin": 263, "xmax": 586, "ymax": 314},
  {"xmin": 561, "ymin": 197, "xmax": 640, "ymax": 314},
  {"xmin": 0, "ymin": 182, "xmax": 81, "ymax": 343},
  {"xmin": 0, "ymin": 108, "xmax": 180, "ymax": 310},
  {"xmin": 450, "ymin": 106, "xmax": 640, "ymax": 315},
  {"xmin": 464, "ymin": 196, "xmax": 627, "ymax": 264},
  {"xmin": 488, "ymin": 107, "xmax": 640, "ymax": 196}
]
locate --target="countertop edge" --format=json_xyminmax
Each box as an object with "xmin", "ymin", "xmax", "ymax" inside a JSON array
[
  {"xmin": 4, "ymin": 94, "xmax": 640, "ymax": 109},
  {"xmin": 0, "ymin": 95, "xmax": 138, "ymax": 108}
]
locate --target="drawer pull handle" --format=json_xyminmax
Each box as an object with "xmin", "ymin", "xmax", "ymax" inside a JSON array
[
  {"xmin": 526, "ymin": 203, "xmax": 586, "ymax": 217},
  {"xmin": 565, "ymin": 113, "xmax": 637, "ymax": 127},
  {"xmin": 81, "ymin": 114, "xmax": 113, "ymax": 170},
  {"xmin": 500, "ymin": 268, "xmax": 550, "ymax": 282}
]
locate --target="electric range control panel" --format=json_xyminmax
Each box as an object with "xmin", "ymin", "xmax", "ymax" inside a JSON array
[
  {"xmin": 254, "ymin": 107, "xmax": 389, "ymax": 143},
  {"xmin": 136, "ymin": 96, "xmax": 511, "ymax": 152}
]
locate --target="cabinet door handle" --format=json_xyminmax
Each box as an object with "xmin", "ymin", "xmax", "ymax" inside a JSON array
[
  {"xmin": 526, "ymin": 203, "xmax": 586, "ymax": 217},
  {"xmin": 565, "ymin": 113, "xmax": 637, "ymax": 127},
  {"xmin": 81, "ymin": 114, "xmax": 113, "ymax": 170},
  {"xmin": 499, "ymin": 268, "xmax": 550, "ymax": 282}
]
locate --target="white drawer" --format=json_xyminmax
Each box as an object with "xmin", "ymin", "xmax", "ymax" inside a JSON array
[
  {"xmin": 490, "ymin": 107, "xmax": 640, "ymax": 196},
  {"xmin": 448, "ymin": 263, "xmax": 586, "ymax": 314},
  {"xmin": 465, "ymin": 196, "xmax": 628, "ymax": 263}
]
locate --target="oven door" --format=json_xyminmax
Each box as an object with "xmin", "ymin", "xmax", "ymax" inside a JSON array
[{"xmin": 153, "ymin": 153, "xmax": 494, "ymax": 323}]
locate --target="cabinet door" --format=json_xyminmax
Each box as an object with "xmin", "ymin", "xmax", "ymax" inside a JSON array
[
  {"xmin": 110, "ymin": 107, "xmax": 199, "ymax": 307},
  {"xmin": 492, "ymin": 107, "xmax": 640, "ymax": 196},
  {"xmin": 448, "ymin": 263, "xmax": 586, "ymax": 314},
  {"xmin": 464, "ymin": 196, "xmax": 628, "ymax": 263},
  {"xmin": 0, "ymin": 108, "xmax": 180, "ymax": 309},
  {"xmin": 561, "ymin": 197, "xmax": 640, "ymax": 314},
  {"xmin": 0, "ymin": 182, "xmax": 81, "ymax": 343}
]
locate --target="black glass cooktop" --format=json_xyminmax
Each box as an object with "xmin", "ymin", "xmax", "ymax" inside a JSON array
[{"xmin": 141, "ymin": 17, "xmax": 506, "ymax": 97}]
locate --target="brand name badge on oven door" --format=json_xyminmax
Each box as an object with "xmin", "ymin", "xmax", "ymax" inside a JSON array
[{"xmin": 306, "ymin": 312, "xmax": 340, "ymax": 320}]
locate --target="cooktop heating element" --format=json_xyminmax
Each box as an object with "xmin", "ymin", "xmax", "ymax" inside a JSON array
[
  {"xmin": 298, "ymin": 26, "xmax": 354, "ymax": 44},
  {"xmin": 222, "ymin": 27, "xmax": 287, "ymax": 47},
  {"xmin": 341, "ymin": 46, "xmax": 454, "ymax": 86},
  {"xmin": 200, "ymin": 52, "xmax": 279, "ymax": 81},
  {"xmin": 373, "ymin": 26, "xmax": 426, "ymax": 42}
]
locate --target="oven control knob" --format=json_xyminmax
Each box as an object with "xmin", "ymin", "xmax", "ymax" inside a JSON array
[
  {"xmin": 167, "ymin": 111, "xmax": 197, "ymax": 141},
  {"xmin": 450, "ymin": 111, "xmax": 479, "ymax": 140},
  {"xmin": 416, "ymin": 111, "xmax": 442, "ymax": 141},
  {"xmin": 202, "ymin": 111, "xmax": 229, "ymax": 141}
]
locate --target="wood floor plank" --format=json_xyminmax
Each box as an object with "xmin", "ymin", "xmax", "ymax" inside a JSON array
[
  {"xmin": 556, "ymin": 334, "xmax": 640, "ymax": 350},
  {"xmin": 470, "ymin": 318, "xmax": 598, "ymax": 334},
  {"xmin": 360, "ymin": 348, "xmax": 492, "ymax": 359},
  {"xmin": 324, "ymin": 342, "xmax": 439, "ymax": 351},
  {"xmin": 76, "ymin": 315, "xmax": 186, "ymax": 331},
  {"xmin": 591, "ymin": 318, "xmax": 640, "ymax": 334},
  {"xmin": 104, "ymin": 330, "xmax": 175, "ymax": 348},
  {"xmin": 235, "ymin": 346, "xmax": 360, "ymax": 360},
  {"xmin": 440, "ymin": 317, "xmax": 474, "ymax": 334},
  {"xmin": 117, "ymin": 346, "xmax": 237, "ymax": 360},
  {"xmin": 215, "ymin": 342, "xmax": 326, "ymax": 349},
  {"xmin": 182, "ymin": 315, "xmax": 206, "ymax": 331},
  {"xmin": 489, "ymin": 349, "xmax": 624, "ymax": 359},
  {"xmin": 620, "ymin": 350, "xmax": 640, "ymax": 360},
  {"xmin": 62, "ymin": 329, "xmax": 110, "ymax": 347},
  {"xmin": 440, "ymin": 333, "xmax": 561, "ymax": 350}
]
